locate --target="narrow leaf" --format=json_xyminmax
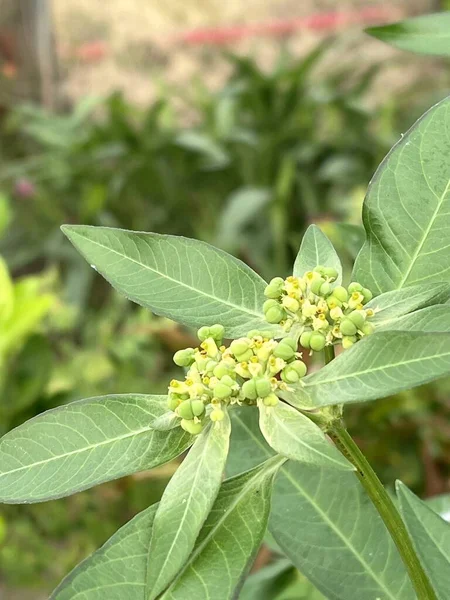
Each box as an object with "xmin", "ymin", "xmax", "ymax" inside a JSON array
[
  {"xmin": 227, "ymin": 408, "xmax": 413, "ymax": 600},
  {"xmin": 368, "ymin": 283, "xmax": 450, "ymax": 328},
  {"xmin": 51, "ymin": 504, "xmax": 159, "ymax": 599},
  {"xmin": 353, "ymin": 96, "xmax": 450, "ymax": 294},
  {"xmin": 367, "ymin": 13, "xmax": 450, "ymax": 56},
  {"xmin": 146, "ymin": 414, "xmax": 231, "ymax": 599},
  {"xmin": 0, "ymin": 395, "xmax": 192, "ymax": 503},
  {"xmin": 258, "ymin": 400, "xmax": 353, "ymax": 470},
  {"xmin": 282, "ymin": 331, "xmax": 450, "ymax": 408},
  {"xmin": 62, "ymin": 225, "xmax": 277, "ymax": 337},
  {"xmin": 160, "ymin": 455, "xmax": 285, "ymax": 600},
  {"xmin": 397, "ymin": 481, "xmax": 450, "ymax": 600},
  {"xmin": 293, "ymin": 224, "xmax": 342, "ymax": 284}
]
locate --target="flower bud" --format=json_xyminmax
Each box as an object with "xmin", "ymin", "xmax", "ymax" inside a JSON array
[
  {"xmin": 205, "ymin": 360, "xmax": 219, "ymax": 373},
  {"xmin": 348, "ymin": 310, "xmax": 366, "ymax": 329},
  {"xmin": 281, "ymin": 337, "xmax": 297, "ymax": 351},
  {"xmin": 281, "ymin": 359, "xmax": 307, "ymax": 382},
  {"xmin": 213, "ymin": 361, "xmax": 232, "ymax": 379},
  {"xmin": 342, "ymin": 335, "xmax": 357, "ymax": 349},
  {"xmin": 323, "ymin": 267, "xmax": 338, "ymax": 281},
  {"xmin": 214, "ymin": 382, "xmax": 233, "ymax": 400},
  {"xmin": 235, "ymin": 349, "xmax": 254, "ymax": 363},
  {"xmin": 181, "ymin": 419, "xmax": 204, "ymax": 435},
  {"xmin": 220, "ymin": 374, "xmax": 235, "ymax": 388},
  {"xmin": 333, "ymin": 286, "xmax": 349, "ymax": 303},
  {"xmin": 264, "ymin": 277, "xmax": 285, "ymax": 299},
  {"xmin": 282, "ymin": 296, "xmax": 300, "ymax": 313},
  {"xmin": 319, "ymin": 282, "xmax": 332, "ymax": 297},
  {"xmin": 242, "ymin": 379, "xmax": 258, "ymax": 400},
  {"xmin": 191, "ymin": 399, "xmax": 206, "ymax": 417},
  {"xmin": 255, "ymin": 377, "xmax": 272, "ymax": 398},
  {"xmin": 230, "ymin": 338, "xmax": 251, "ymax": 356},
  {"xmin": 313, "ymin": 265, "xmax": 325, "ymax": 274},
  {"xmin": 273, "ymin": 341, "xmax": 296, "ymax": 361},
  {"xmin": 300, "ymin": 330, "xmax": 312, "ymax": 348},
  {"xmin": 340, "ymin": 318, "xmax": 358, "ymax": 336},
  {"xmin": 197, "ymin": 326, "xmax": 210, "ymax": 341},
  {"xmin": 263, "ymin": 393, "xmax": 279, "ymax": 407},
  {"xmin": 309, "ymin": 332, "xmax": 326, "ymax": 352},
  {"xmin": 265, "ymin": 305, "xmax": 286, "ymax": 324},
  {"xmin": 209, "ymin": 324, "xmax": 225, "ymax": 342},
  {"xmin": 361, "ymin": 322, "xmax": 375, "ymax": 336},
  {"xmin": 210, "ymin": 408, "xmax": 225, "ymax": 422},
  {"xmin": 173, "ymin": 348, "xmax": 195, "ymax": 367},
  {"xmin": 177, "ymin": 399, "xmax": 195, "ymax": 420},
  {"xmin": 310, "ymin": 277, "xmax": 326, "ymax": 295},
  {"xmin": 348, "ymin": 282, "xmax": 363, "ymax": 294},
  {"xmin": 361, "ymin": 288, "xmax": 373, "ymax": 303}
]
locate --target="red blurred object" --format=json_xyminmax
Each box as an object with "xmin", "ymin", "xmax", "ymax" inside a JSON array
[
  {"xmin": 73, "ymin": 41, "xmax": 108, "ymax": 63},
  {"xmin": 178, "ymin": 7, "xmax": 400, "ymax": 46},
  {"xmin": 14, "ymin": 178, "xmax": 36, "ymax": 199}
]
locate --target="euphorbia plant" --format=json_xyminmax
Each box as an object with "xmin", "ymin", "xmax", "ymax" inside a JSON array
[{"xmin": 1, "ymin": 97, "xmax": 450, "ymax": 600}]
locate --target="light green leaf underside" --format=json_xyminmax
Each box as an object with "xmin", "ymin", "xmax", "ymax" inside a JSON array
[
  {"xmin": 283, "ymin": 331, "xmax": 450, "ymax": 408},
  {"xmin": 367, "ymin": 283, "xmax": 450, "ymax": 327},
  {"xmin": 51, "ymin": 504, "xmax": 158, "ymax": 599},
  {"xmin": 397, "ymin": 481, "xmax": 450, "ymax": 600},
  {"xmin": 258, "ymin": 401, "xmax": 353, "ymax": 470},
  {"xmin": 294, "ymin": 224, "xmax": 342, "ymax": 284},
  {"xmin": 367, "ymin": 13, "xmax": 450, "ymax": 56},
  {"xmin": 160, "ymin": 455, "xmax": 285, "ymax": 600},
  {"xmin": 146, "ymin": 414, "xmax": 231, "ymax": 599},
  {"xmin": 353, "ymin": 96, "xmax": 450, "ymax": 294},
  {"xmin": 227, "ymin": 408, "xmax": 413, "ymax": 600},
  {"xmin": 62, "ymin": 225, "xmax": 278, "ymax": 338},
  {"xmin": 0, "ymin": 394, "xmax": 192, "ymax": 503},
  {"xmin": 376, "ymin": 304, "xmax": 450, "ymax": 333}
]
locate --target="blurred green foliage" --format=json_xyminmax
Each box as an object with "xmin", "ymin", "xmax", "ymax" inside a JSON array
[{"xmin": 0, "ymin": 46, "xmax": 448, "ymax": 594}]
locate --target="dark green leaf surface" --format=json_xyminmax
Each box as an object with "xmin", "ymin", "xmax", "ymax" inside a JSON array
[
  {"xmin": 353, "ymin": 97, "xmax": 450, "ymax": 294},
  {"xmin": 0, "ymin": 395, "xmax": 192, "ymax": 503},
  {"xmin": 367, "ymin": 13, "xmax": 450, "ymax": 56},
  {"xmin": 397, "ymin": 481, "xmax": 450, "ymax": 600},
  {"xmin": 62, "ymin": 225, "xmax": 277, "ymax": 337},
  {"xmin": 227, "ymin": 408, "xmax": 414, "ymax": 600},
  {"xmin": 282, "ymin": 331, "xmax": 450, "ymax": 408},
  {"xmin": 293, "ymin": 224, "xmax": 342, "ymax": 284},
  {"xmin": 258, "ymin": 400, "xmax": 353, "ymax": 470},
  {"xmin": 146, "ymin": 415, "xmax": 231, "ymax": 599}
]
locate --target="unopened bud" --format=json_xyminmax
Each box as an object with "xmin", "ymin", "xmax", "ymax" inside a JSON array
[
  {"xmin": 309, "ymin": 332, "xmax": 326, "ymax": 352},
  {"xmin": 181, "ymin": 419, "xmax": 204, "ymax": 435},
  {"xmin": 173, "ymin": 348, "xmax": 195, "ymax": 367},
  {"xmin": 340, "ymin": 318, "xmax": 358, "ymax": 336},
  {"xmin": 263, "ymin": 393, "xmax": 279, "ymax": 407}
]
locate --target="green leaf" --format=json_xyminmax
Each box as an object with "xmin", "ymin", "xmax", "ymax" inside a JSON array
[
  {"xmin": 0, "ymin": 394, "xmax": 192, "ymax": 503},
  {"xmin": 62, "ymin": 225, "xmax": 276, "ymax": 338},
  {"xmin": 282, "ymin": 331, "xmax": 450, "ymax": 408},
  {"xmin": 51, "ymin": 503, "xmax": 159, "ymax": 599},
  {"xmin": 146, "ymin": 413, "xmax": 231, "ymax": 599},
  {"xmin": 376, "ymin": 304, "xmax": 450, "ymax": 333},
  {"xmin": 367, "ymin": 13, "xmax": 450, "ymax": 57},
  {"xmin": 160, "ymin": 455, "xmax": 285, "ymax": 600},
  {"xmin": 258, "ymin": 400, "xmax": 353, "ymax": 471},
  {"xmin": 293, "ymin": 225, "xmax": 342, "ymax": 284},
  {"xmin": 353, "ymin": 96, "xmax": 450, "ymax": 294},
  {"xmin": 227, "ymin": 408, "xmax": 413, "ymax": 600},
  {"xmin": 427, "ymin": 493, "xmax": 450, "ymax": 522},
  {"xmin": 397, "ymin": 481, "xmax": 450, "ymax": 600},
  {"xmin": 368, "ymin": 283, "xmax": 450, "ymax": 328}
]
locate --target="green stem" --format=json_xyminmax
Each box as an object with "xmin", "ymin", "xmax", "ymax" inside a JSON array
[{"xmin": 328, "ymin": 423, "xmax": 436, "ymax": 600}]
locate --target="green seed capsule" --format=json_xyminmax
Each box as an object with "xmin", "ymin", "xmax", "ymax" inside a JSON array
[
  {"xmin": 327, "ymin": 295, "xmax": 342, "ymax": 310},
  {"xmin": 173, "ymin": 348, "xmax": 195, "ymax": 367},
  {"xmin": 242, "ymin": 379, "xmax": 258, "ymax": 400},
  {"xmin": 264, "ymin": 277, "xmax": 285, "ymax": 299},
  {"xmin": 340, "ymin": 318, "xmax": 358, "ymax": 336},
  {"xmin": 348, "ymin": 282, "xmax": 363, "ymax": 294},
  {"xmin": 247, "ymin": 329, "xmax": 261, "ymax": 338},
  {"xmin": 181, "ymin": 419, "xmax": 203, "ymax": 435},
  {"xmin": 263, "ymin": 299, "xmax": 279, "ymax": 313},
  {"xmin": 213, "ymin": 361, "xmax": 232, "ymax": 379},
  {"xmin": 361, "ymin": 322, "xmax": 375, "ymax": 336},
  {"xmin": 205, "ymin": 360, "xmax": 219, "ymax": 373},
  {"xmin": 197, "ymin": 326, "xmax": 210, "ymax": 342},
  {"xmin": 209, "ymin": 324, "xmax": 225, "ymax": 342},
  {"xmin": 263, "ymin": 393, "xmax": 279, "ymax": 407},
  {"xmin": 177, "ymin": 399, "xmax": 195, "ymax": 420},
  {"xmin": 319, "ymin": 282, "xmax": 332, "ymax": 297},
  {"xmin": 191, "ymin": 400, "xmax": 205, "ymax": 417},
  {"xmin": 309, "ymin": 332, "xmax": 326, "ymax": 352},
  {"xmin": 323, "ymin": 267, "xmax": 338, "ymax": 281},
  {"xmin": 310, "ymin": 277, "xmax": 326, "ymax": 295},
  {"xmin": 348, "ymin": 310, "xmax": 366, "ymax": 329},
  {"xmin": 255, "ymin": 377, "xmax": 272, "ymax": 398},
  {"xmin": 220, "ymin": 375, "xmax": 235, "ymax": 387},
  {"xmin": 235, "ymin": 349, "xmax": 254, "ymax": 363},
  {"xmin": 273, "ymin": 343, "xmax": 296, "ymax": 361},
  {"xmin": 313, "ymin": 265, "xmax": 325, "ymax": 274},
  {"xmin": 332, "ymin": 286, "xmax": 348, "ymax": 303},
  {"xmin": 281, "ymin": 337, "xmax": 297, "ymax": 351},
  {"xmin": 167, "ymin": 395, "xmax": 181, "ymax": 411},
  {"xmin": 282, "ymin": 296, "xmax": 300, "ymax": 313},
  {"xmin": 265, "ymin": 305, "xmax": 286, "ymax": 324},
  {"xmin": 361, "ymin": 288, "xmax": 373, "ymax": 303},
  {"xmin": 342, "ymin": 335, "xmax": 357, "ymax": 349},
  {"xmin": 230, "ymin": 339, "xmax": 250, "ymax": 356},
  {"xmin": 300, "ymin": 330, "xmax": 312, "ymax": 349},
  {"xmin": 281, "ymin": 360, "xmax": 307, "ymax": 383},
  {"xmin": 214, "ymin": 382, "xmax": 232, "ymax": 400}
]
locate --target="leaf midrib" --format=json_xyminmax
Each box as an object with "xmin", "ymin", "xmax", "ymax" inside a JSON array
[{"xmin": 68, "ymin": 229, "xmax": 265, "ymax": 320}]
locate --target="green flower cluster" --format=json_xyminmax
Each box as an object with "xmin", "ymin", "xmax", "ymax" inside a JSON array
[
  {"xmin": 263, "ymin": 267, "xmax": 375, "ymax": 350},
  {"xmin": 168, "ymin": 325, "xmax": 307, "ymax": 435}
]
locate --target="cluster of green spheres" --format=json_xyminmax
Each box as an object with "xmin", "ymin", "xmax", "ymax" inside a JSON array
[
  {"xmin": 168, "ymin": 325, "xmax": 307, "ymax": 435},
  {"xmin": 263, "ymin": 267, "xmax": 375, "ymax": 350}
]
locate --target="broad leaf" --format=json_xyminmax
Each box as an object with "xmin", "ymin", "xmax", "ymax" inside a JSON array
[
  {"xmin": 293, "ymin": 224, "xmax": 342, "ymax": 284},
  {"xmin": 258, "ymin": 400, "xmax": 353, "ymax": 470},
  {"xmin": 0, "ymin": 394, "xmax": 192, "ymax": 503},
  {"xmin": 367, "ymin": 13, "xmax": 450, "ymax": 57},
  {"xmin": 397, "ymin": 481, "xmax": 450, "ymax": 600},
  {"xmin": 62, "ymin": 225, "xmax": 277, "ymax": 337},
  {"xmin": 146, "ymin": 414, "xmax": 231, "ymax": 599},
  {"xmin": 282, "ymin": 331, "xmax": 450, "ymax": 408},
  {"xmin": 227, "ymin": 408, "xmax": 413, "ymax": 600},
  {"xmin": 376, "ymin": 304, "xmax": 450, "ymax": 333},
  {"xmin": 368, "ymin": 283, "xmax": 450, "ymax": 328},
  {"xmin": 51, "ymin": 504, "xmax": 159, "ymax": 599},
  {"xmin": 353, "ymin": 96, "xmax": 450, "ymax": 294},
  {"xmin": 427, "ymin": 494, "xmax": 450, "ymax": 522},
  {"xmin": 160, "ymin": 455, "xmax": 285, "ymax": 600}
]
